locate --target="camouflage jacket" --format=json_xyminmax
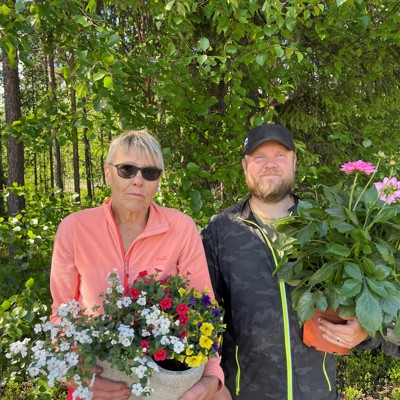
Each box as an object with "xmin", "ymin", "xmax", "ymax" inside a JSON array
[{"xmin": 202, "ymin": 196, "xmax": 339, "ymax": 400}]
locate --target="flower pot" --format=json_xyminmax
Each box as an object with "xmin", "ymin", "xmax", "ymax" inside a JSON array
[
  {"xmin": 96, "ymin": 357, "xmax": 206, "ymax": 400},
  {"xmin": 303, "ymin": 308, "xmax": 349, "ymax": 355}
]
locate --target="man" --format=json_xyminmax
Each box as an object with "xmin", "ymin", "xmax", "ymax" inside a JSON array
[{"xmin": 202, "ymin": 124, "xmax": 369, "ymax": 399}]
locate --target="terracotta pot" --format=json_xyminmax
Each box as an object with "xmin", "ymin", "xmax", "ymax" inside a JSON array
[
  {"xmin": 303, "ymin": 308, "xmax": 349, "ymax": 355},
  {"xmin": 97, "ymin": 357, "xmax": 205, "ymax": 400}
]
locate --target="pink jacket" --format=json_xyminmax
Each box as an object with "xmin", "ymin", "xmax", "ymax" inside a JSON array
[{"xmin": 51, "ymin": 198, "xmax": 224, "ymax": 384}]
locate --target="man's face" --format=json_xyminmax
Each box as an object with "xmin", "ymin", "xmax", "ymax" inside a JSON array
[{"xmin": 242, "ymin": 141, "xmax": 297, "ymax": 203}]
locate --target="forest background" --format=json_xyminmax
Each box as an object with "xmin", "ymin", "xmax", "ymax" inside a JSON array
[{"xmin": 1, "ymin": 0, "xmax": 400, "ymax": 398}]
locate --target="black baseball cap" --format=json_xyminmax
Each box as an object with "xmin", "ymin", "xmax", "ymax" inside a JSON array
[{"xmin": 242, "ymin": 124, "xmax": 295, "ymax": 156}]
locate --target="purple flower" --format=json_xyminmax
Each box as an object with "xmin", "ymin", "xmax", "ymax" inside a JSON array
[
  {"xmin": 201, "ymin": 294, "xmax": 211, "ymax": 306},
  {"xmin": 375, "ymin": 177, "xmax": 400, "ymax": 204},
  {"xmin": 212, "ymin": 308, "xmax": 222, "ymax": 318},
  {"xmin": 340, "ymin": 160, "xmax": 377, "ymax": 175},
  {"xmin": 212, "ymin": 342, "xmax": 219, "ymax": 353}
]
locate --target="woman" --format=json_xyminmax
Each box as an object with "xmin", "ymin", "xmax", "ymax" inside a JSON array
[{"xmin": 50, "ymin": 130, "xmax": 226, "ymax": 400}]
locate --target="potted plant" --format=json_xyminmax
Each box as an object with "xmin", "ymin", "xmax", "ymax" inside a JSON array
[
  {"xmin": 275, "ymin": 154, "xmax": 400, "ymax": 353},
  {"xmin": 7, "ymin": 270, "xmax": 224, "ymax": 399}
]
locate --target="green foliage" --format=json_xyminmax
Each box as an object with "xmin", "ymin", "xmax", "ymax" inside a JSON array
[
  {"xmin": 275, "ymin": 154, "xmax": 400, "ymax": 337},
  {"xmin": 337, "ymin": 349, "xmax": 400, "ymax": 399},
  {"xmin": 0, "ymin": 379, "xmax": 66, "ymax": 400},
  {"xmin": 0, "ymin": 278, "xmax": 48, "ymax": 387}
]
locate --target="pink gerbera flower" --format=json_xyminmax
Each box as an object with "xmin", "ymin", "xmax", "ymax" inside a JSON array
[
  {"xmin": 375, "ymin": 177, "xmax": 400, "ymax": 204},
  {"xmin": 340, "ymin": 160, "xmax": 377, "ymax": 175}
]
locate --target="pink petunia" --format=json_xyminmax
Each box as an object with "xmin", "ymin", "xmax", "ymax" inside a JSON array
[
  {"xmin": 153, "ymin": 349, "xmax": 167, "ymax": 361},
  {"xmin": 141, "ymin": 340, "xmax": 149, "ymax": 354},
  {"xmin": 159, "ymin": 297, "xmax": 173, "ymax": 310},
  {"xmin": 176, "ymin": 303, "xmax": 189, "ymax": 315},
  {"xmin": 374, "ymin": 177, "xmax": 400, "ymax": 204},
  {"xmin": 178, "ymin": 314, "xmax": 189, "ymax": 326},
  {"xmin": 340, "ymin": 160, "xmax": 377, "ymax": 175}
]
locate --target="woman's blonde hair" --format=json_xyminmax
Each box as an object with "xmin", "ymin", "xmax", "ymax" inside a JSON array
[{"xmin": 105, "ymin": 130, "xmax": 164, "ymax": 171}]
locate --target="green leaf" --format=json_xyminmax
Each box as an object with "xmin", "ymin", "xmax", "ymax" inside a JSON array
[
  {"xmin": 292, "ymin": 289, "xmax": 316, "ymax": 323},
  {"xmin": 340, "ymin": 279, "xmax": 362, "ymax": 297},
  {"xmin": 380, "ymin": 287, "xmax": 400, "ymax": 316},
  {"xmin": 186, "ymin": 162, "xmax": 200, "ymax": 173},
  {"xmin": 297, "ymin": 224, "xmax": 317, "ymax": 246},
  {"xmin": 103, "ymin": 76, "xmax": 113, "ymax": 89},
  {"xmin": 366, "ymin": 278, "xmax": 388, "ymax": 297},
  {"xmin": 197, "ymin": 55, "xmax": 207, "ymax": 65},
  {"xmin": 336, "ymin": 0, "xmax": 348, "ymax": 6},
  {"xmin": 325, "ymin": 244, "xmax": 351, "ymax": 257},
  {"xmin": 330, "ymin": 220, "xmax": 353, "ymax": 233},
  {"xmin": 108, "ymin": 34, "xmax": 121, "ymax": 46},
  {"xmin": 25, "ymin": 277, "xmax": 34, "ymax": 288},
  {"xmin": 255, "ymin": 54, "xmax": 266, "ymax": 66},
  {"xmin": 166, "ymin": 0, "xmax": 175, "ymax": 10},
  {"xmin": 93, "ymin": 71, "xmax": 106, "ymax": 81},
  {"xmin": 364, "ymin": 186, "xmax": 378, "ymax": 204},
  {"xmin": 1, "ymin": 300, "xmax": 11, "ymax": 311},
  {"xmin": 308, "ymin": 262, "xmax": 340, "ymax": 286},
  {"xmin": 356, "ymin": 285, "xmax": 383, "ymax": 336},
  {"xmin": 375, "ymin": 242, "xmax": 395, "ymax": 264},
  {"xmin": 190, "ymin": 190, "xmax": 202, "ymax": 213},
  {"xmin": 318, "ymin": 220, "xmax": 329, "ymax": 237},
  {"xmin": 197, "ymin": 37, "xmax": 210, "ymax": 51},
  {"xmin": 343, "ymin": 262, "xmax": 362, "ymax": 280},
  {"xmin": 326, "ymin": 205, "xmax": 346, "ymax": 220}
]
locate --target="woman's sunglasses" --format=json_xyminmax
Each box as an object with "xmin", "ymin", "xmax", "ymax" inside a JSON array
[{"xmin": 108, "ymin": 163, "xmax": 162, "ymax": 181}]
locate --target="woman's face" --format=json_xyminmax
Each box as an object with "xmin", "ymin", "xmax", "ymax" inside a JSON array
[{"xmin": 104, "ymin": 146, "xmax": 160, "ymax": 217}]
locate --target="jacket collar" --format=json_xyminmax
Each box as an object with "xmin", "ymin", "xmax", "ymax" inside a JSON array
[{"xmin": 239, "ymin": 193, "xmax": 299, "ymax": 221}]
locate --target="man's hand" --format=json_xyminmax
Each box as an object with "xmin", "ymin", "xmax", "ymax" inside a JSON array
[
  {"xmin": 318, "ymin": 315, "xmax": 369, "ymax": 350},
  {"xmin": 179, "ymin": 375, "xmax": 223, "ymax": 400}
]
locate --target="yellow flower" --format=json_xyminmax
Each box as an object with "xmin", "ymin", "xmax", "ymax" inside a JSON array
[
  {"xmin": 193, "ymin": 290, "xmax": 202, "ymax": 299},
  {"xmin": 185, "ymin": 355, "xmax": 203, "ymax": 368},
  {"xmin": 185, "ymin": 347, "xmax": 193, "ymax": 356},
  {"xmin": 199, "ymin": 335, "xmax": 213, "ymax": 350},
  {"xmin": 178, "ymin": 288, "xmax": 187, "ymax": 297},
  {"xmin": 200, "ymin": 322, "xmax": 214, "ymax": 336}
]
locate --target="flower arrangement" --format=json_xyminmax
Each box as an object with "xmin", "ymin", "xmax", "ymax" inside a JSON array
[
  {"xmin": 275, "ymin": 154, "xmax": 400, "ymax": 339},
  {"xmin": 6, "ymin": 270, "xmax": 224, "ymax": 399}
]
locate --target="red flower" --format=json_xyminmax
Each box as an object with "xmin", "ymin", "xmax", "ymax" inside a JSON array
[
  {"xmin": 153, "ymin": 349, "xmax": 167, "ymax": 361},
  {"xmin": 179, "ymin": 331, "xmax": 187, "ymax": 339},
  {"xmin": 159, "ymin": 297, "xmax": 173, "ymax": 310},
  {"xmin": 125, "ymin": 287, "xmax": 140, "ymax": 300},
  {"xmin": 178, "ymin": 314, "xmax": 189, "ymax": 326},
  {"xmin": 176, "ymin": 303, "xmax": 189, "ymax": 315},
  {"xmin": 138, "ymin": 270, "xmax": 148, "ymax": 277},
  {"xmin": 160, "ymin": 276, "xmax": 170, "ymax": 285},
  {"xmin": 141, "ymin": 340, "xmax": 149, "ymax": 354}
]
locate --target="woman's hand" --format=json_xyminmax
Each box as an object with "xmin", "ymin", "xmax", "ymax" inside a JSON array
[
  {"xmin": 67, "ymin": 365, "xmax": 132, "ymax": 400},
  {"xmin": 179, "ymin": 375, "xmax": 226, "ymax": 400}
]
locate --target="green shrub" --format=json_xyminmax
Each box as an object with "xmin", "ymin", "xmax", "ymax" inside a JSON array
[
  {"xmin": 337, "ymin": 348, "xmax": 400, "ymax": 399},
  {"xmin": 0, "ymin": 379, "xmax": 66, "ymax": 400},
  {"xmin": 0, "ymin": 278, "xmax": 49, "ymax": 387}
]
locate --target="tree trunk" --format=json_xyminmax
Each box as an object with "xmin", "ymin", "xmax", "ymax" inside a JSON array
[
  {"xmin": 0, "ymin": 139, "xmax": 5, "ymax": 217},
  {"xmin": 83, "ymin": 127, "xmax": 93, "ymax": 200},
  {"xmin": 2, "ymin": 48, "xmax": 25, "ymax": 216},
  {"xmin": 2, "ymin": 46, "xmax": 25, "ymax": 267},
  {"xmin": 70, "ymin": 85, "xmax": 81, "ymax": 203},
  {"xmin": 46, "ymin": 49, "xmax": 63, "ymax": 192}
]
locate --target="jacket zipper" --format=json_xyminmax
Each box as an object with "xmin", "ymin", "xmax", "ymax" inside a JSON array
[{"xmin": 237, "ymin": 217, "xmax": 293, "ymax": 400}]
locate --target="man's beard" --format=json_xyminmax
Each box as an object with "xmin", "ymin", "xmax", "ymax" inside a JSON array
[{"xmin": 248, "ymin": 175, "xmax": 295, "ymax": 204}]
